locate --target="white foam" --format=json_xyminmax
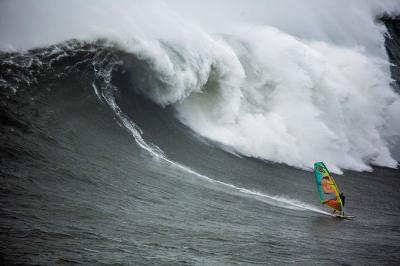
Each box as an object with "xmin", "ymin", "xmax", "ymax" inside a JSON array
[
  {"xmin": 96, "ymin": 76, "xmax": 328, "ymax": 215},
  {"xmin": 151, "ymin": 144, "xmax": 330, "ymax": 215},
  {"xmin": 176, "ymin": 26, "xmax": 400, "ymax": 173},
  {"xmin": 1, "ymin": 0, "xmax": 399, "ymax": 172}
]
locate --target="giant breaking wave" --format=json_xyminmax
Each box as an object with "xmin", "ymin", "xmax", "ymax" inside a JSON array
[{"xmin": 1, "ymin": 0, "xmax": 400, "ymax": 173}]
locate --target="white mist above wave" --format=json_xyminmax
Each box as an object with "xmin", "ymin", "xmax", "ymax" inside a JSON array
[{"xmin": 1, "ymin": 0, "xmax": 400, "ymax": 173}]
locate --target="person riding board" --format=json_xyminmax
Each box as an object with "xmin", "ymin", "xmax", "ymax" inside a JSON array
[{"xmin": 314, "ymin": 162, "xmax": 353, "ymax": 219}]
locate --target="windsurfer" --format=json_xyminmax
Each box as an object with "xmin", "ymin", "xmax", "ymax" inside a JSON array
[{"xmin": 314, "ymin": 162, "xmax": 353, "ymax": 219}]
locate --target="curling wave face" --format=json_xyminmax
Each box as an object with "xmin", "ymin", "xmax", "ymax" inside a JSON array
[
  {"xmin": 175, "ymin": 27, "xmax": 400, "ymax": 173},
  {"xmin": 1, "ymin": 0, "xmax": 400, "ymax": 173}
]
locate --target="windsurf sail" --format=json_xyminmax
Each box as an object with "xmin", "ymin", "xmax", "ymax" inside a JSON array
[{"xmin": 313, "ymin": 162, "xmax": 343, "ymax": 212}]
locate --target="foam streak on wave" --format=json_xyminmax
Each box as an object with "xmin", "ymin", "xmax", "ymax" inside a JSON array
[
  {"xmin": 0, "ymin": 0, "xmax": 400, "ymax": 173},
  {"xmin": 1, "ymin": 0, "xmax": 400, "ymax": 172},
  {"xmin": 168, "ymin": 159, "xmax": 331, "ymax": 215},
  {"xmin": 89, "ymin": 53, "xmax": 328, "ymax": 214},
  {"xmin": 99, "ymin": 83, "xmax": 329, "ymax": 215}
]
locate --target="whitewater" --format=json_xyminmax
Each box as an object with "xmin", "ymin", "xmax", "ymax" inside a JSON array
[
  {"xmin": 1, "ymin": 1, "xmax": 400, "ymax": 264},
  {"xmin": 3, "ymin": 0, "xmax": 399, "ymax": 173}
]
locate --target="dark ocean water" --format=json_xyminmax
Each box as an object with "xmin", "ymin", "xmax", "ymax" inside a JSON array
[{"xmin": 1, "ymin": 19, "xmax": 400, "ymax": 265}]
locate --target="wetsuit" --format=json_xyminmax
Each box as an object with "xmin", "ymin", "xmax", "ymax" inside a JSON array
[
  {"xmin": 340, "ymin": 194, "xmax": 345, "ymax": 207},
  {"xmin": 340, "ymin": 194, "xmax": 345, "ymax": 215}
]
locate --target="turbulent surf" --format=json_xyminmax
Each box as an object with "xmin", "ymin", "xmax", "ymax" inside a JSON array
[{"xmin": 1, "ymin": 0, "xmax": 400, "ymax": 265}]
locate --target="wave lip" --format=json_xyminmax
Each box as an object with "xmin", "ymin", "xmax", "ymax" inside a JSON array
[
  {"xmin": 1, "ymin": 0, "xmax": 400, "ymax": 173},
  {"xmin": 175, "ymin": 26, "xmax": 400, "ymax": 173}
]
